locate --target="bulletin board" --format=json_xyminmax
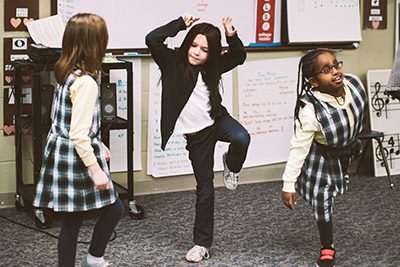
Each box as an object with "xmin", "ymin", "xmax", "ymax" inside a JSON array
[{"xmin": 366, "ymin": 69, "xmax": 400, "ymax": 177}]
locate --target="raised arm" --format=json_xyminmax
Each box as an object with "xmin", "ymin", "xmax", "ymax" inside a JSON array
[
  {"xmin": 219, "ymin": 17, "xmax": 247, "ymax": 74},
  {"xmin": 145, "ymin": 16, "xmax": 195, "ymax": 68}
]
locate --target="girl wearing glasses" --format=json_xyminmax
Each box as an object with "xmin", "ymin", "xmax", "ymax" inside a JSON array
[{"xmin": 281, "ymin": 49, "xmax": 367, "ymax": 267}]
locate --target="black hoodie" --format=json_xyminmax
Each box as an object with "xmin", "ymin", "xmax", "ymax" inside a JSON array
[{"xmin": 146, "ymin": 17, "xmax": 246, "ymax": 150}]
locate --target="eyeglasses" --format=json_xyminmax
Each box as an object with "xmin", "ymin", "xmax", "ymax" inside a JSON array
[{"xmin": 313, "ymin": 61, "xmax": 343, "ymax": 76}]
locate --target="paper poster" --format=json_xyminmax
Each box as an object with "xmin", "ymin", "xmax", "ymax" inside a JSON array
[
  {"xmin": 238, "ymin": 57, "xmax": 300, "ymax": 167},
  {"xmin": 26, "ymin": 15, "xmax": 65, "ymax": 48}
]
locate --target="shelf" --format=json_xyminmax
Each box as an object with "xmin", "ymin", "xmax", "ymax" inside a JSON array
[
  {"xmin": 13, "ymin": 60, "xmax": 135, "ymax": 205},
  {"xmin": 101, "ymin": 117, "xmax": 128, "ymax": 130}
]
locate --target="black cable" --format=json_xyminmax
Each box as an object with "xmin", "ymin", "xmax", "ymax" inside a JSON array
[{"xmin": 0, "ymin": 213, "xmax": 117, "ymax": 244}]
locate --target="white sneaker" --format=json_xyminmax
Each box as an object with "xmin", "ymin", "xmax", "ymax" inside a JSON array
[
  {"xmin": 80, "ymin": 255, "xmax": 111, "ymax": 267},
  {"xmin": 223, "ymin": 152, "xmax": 239, "ymax": 190},
  {"xmin": 185, "ymin": 245, "xmax": 210, "ymax": 263}
]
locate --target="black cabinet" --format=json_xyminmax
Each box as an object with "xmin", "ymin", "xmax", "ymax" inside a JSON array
[{"xmin": 13, "ymin": 59, "xmax": 144, "ymax": 228}]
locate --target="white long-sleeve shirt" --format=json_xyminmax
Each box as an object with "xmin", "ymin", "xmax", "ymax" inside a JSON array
[
  {"xmin": 174, "ymin": 73, "xmax": 214, "ymax": 134},
  {"xmin": 282, "ymin": 84, "xmax": 355, "ymax": 193},
  {"xmin": 69, "ymin": 75, "xmax": 98, "ymax": 167}
]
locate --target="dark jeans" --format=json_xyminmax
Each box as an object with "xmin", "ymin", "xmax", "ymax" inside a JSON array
[
  {"xmin": 185, "ymin": 115, "xmax": 250, "ymax": 247},
  {"xmin": 58, "ymin": 198, "xmax": 125, "ymax": 267}
]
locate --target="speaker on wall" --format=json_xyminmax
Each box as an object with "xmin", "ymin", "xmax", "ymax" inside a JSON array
[{"xmin": 100, "ymin": 83, "xmax": 117, "ymax": 122}]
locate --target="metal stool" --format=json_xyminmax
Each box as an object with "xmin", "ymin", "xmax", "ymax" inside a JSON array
[{"xmin": 356, "ymin": 130, "xmax": 394, "ymax": 188}]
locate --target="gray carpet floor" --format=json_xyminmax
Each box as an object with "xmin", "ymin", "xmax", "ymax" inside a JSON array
[{"xmin": 0, "ymin": 174, "xmax": 399, "ymax": 267}]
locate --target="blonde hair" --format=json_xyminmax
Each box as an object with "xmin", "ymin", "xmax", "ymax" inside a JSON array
[{"xmin": 54, "ymin": 13, "xmax": 108, "ymax": 85}]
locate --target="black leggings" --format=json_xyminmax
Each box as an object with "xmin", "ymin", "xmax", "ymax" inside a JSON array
[
  {"xmin": 58, "ymin": 198, "xmax": 124, "ymax": 267},
  {"xmin": 317, "ymin": 219, "xmax": 333, "ymax": 247}
]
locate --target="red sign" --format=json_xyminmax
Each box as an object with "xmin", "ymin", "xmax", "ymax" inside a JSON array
[{"xmin": 255, "ymin": 0, "xmax": 276, "ymax": 43}]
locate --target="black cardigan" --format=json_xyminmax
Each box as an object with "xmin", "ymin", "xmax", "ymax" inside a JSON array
[{"xmin": 145, "ymin": 17, "xmax": 246, "ymax": 150}]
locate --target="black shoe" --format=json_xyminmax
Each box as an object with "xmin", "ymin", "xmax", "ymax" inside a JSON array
[{"xmin": 316, "ymin": 245, "xmax": 335, "ymax": 267}]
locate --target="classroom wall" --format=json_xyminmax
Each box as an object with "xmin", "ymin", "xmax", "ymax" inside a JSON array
[{"xmin": 0, "ymin": 1, "xmax": 396, "ymax": 206}]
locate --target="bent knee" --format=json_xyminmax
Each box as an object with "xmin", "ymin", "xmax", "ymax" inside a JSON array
[{"xmin": 233, "ymin": 131, "xmax": 251, "ymax": 148}]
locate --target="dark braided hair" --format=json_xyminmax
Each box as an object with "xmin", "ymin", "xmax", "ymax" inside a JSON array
[{"xmin": 293, "ymin": 48, "xmax": 335, "ymax": 133}]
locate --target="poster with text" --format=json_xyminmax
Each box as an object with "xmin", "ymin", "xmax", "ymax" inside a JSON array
[{"xmin": 238, "ymin": 57, "xmax": 300, "ymax": 167}]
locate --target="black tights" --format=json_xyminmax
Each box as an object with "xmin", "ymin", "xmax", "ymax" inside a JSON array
[
  {"xmin": 317, "ymin": 219, "xmax": 333, "ymax": 247},
  {"xmin": 58, "ymin": 198, "xmax": 124, "ymax": 267}
]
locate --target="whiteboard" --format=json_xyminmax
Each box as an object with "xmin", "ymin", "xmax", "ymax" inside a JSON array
[
  {"xmin": 286, "ymin": 0, "xmax": 361, "ymax": 43},
  {"xmin": 147, "ymin": 62, "xmax": 233, "ymax": 178},
  {"xmin": 366, "ymin": 70, "xmax": 400, "ymax": 177},
  {"xmin": 56, "ymin": 0, "xmax": 257, "ymax": 49},
  {"xmin": 238, "ymin": 57, "xmax": 300, "ymax": 167}
]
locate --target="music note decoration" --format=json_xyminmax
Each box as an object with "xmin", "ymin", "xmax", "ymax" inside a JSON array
[
  {"xmin": 375, "ymin": 133, "xmax": 400, "ymax": 169},
  {"xmin": 370, "ymin": 82, "xmax": 400, "ymax": 118}
]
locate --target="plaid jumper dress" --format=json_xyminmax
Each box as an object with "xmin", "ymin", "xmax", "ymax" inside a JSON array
[
  {"xmin": 33, "ymin": 72, "xmax": 118, "ymax": 212},
  {"xmin": 296, "ymin": 74, "xmax": 367, "ymax": 222}
]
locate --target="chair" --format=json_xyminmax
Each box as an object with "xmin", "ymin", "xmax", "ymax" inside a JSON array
[{"xmin": 356, "ymin": 130, "xmax": 394, "ymax": 188}]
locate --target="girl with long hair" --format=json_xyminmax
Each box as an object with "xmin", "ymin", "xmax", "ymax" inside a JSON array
[
  {"xmin": 146, "ymin": 14, "xmax": 250, "ymax": 262},
  {"xmin": 33, "ymin": 13, "xmax": 124, "ymax": 267}
]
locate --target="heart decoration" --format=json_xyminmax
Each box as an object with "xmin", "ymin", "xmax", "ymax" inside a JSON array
[
  {"xmin": 23, "ymin": 18, "xmax": 34, "ymax": 25},
  {"xmin": 22, "ymin": 74, "xmax": 31, "ymax": 83},
  {"xmin": 372, "ymin": 20, "xmax": 380, "ymax": 30},
  {"xmin": 10, "ymin": 18, "xmax": 22, "ymax": 28},
  {"xmin": 3, "ymin": 125, "xmax": 16, "ymax": 135},
  {"xmin": 5, "ymin": 75, "xmax": 13, "ymax": 84},
  {"xmin": 22, "ymin": 128, "xmax": 30, "ymax": 134}
]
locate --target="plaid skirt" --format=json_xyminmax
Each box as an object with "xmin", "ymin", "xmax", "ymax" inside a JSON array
[
  {"xmin": 296, "ymin": 142, "xmax": 349, "ymax": 222},
  {"xmin": 33, "ymin": 132, "xmax": 118, "ymax": 212}
]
